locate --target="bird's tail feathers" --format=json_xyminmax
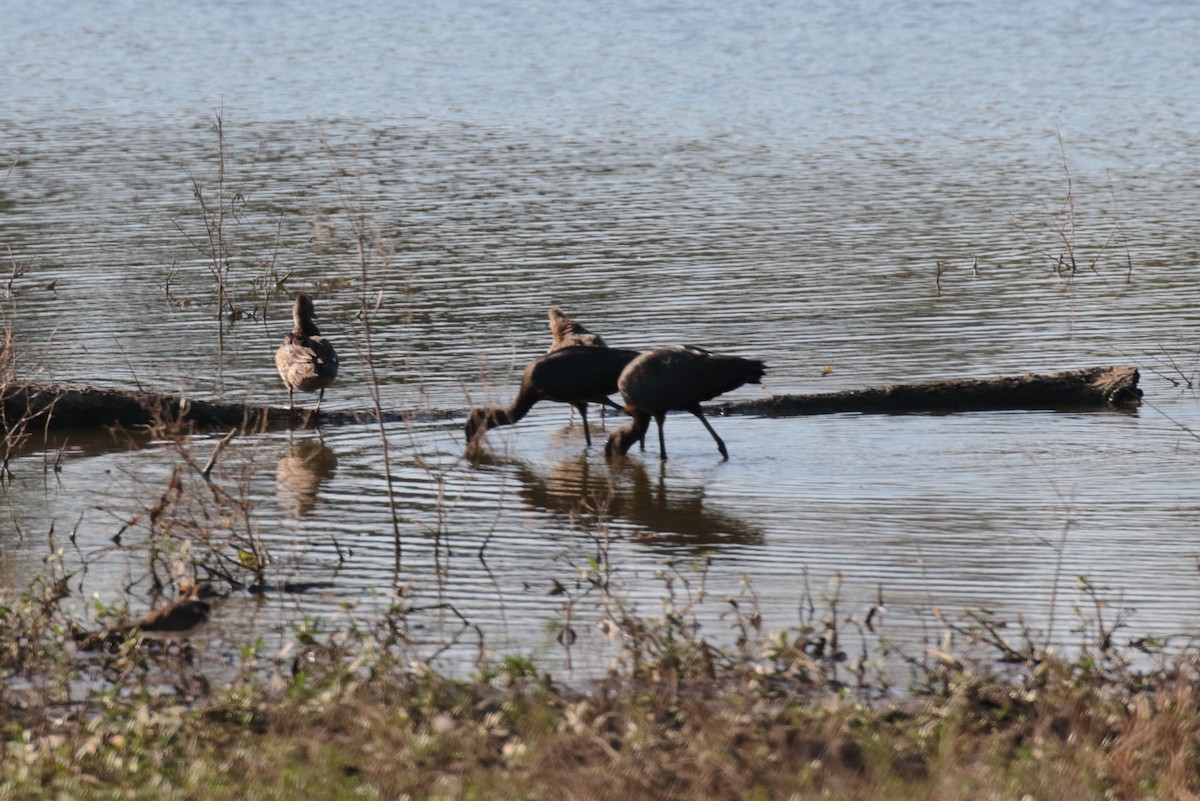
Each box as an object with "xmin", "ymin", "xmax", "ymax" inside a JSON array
[{"xmin": 710, "ymin": 356, "xmax": 766, "ymax": 391}]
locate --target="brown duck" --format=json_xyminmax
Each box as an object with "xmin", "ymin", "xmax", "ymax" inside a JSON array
[
  {"xmin": 547, "ymin": 306, "xmax": 607, "ymax": 351},
  {"xmin": 275, "ymin": 293, "xmax": 339, "ymax": 412},
  {"xmin": 604, "ymin": 345, "xmax": 766, "ymax": 461},
  {"xmin": 548, "ymin": 306, "xmax": 612, "ymax": 424}
]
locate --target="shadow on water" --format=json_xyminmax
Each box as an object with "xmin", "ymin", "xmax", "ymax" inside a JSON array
[
  {"xmin": 4, "ymin": 427, "xmax": 153, "ymax": 462},
  {"xmin": 470, "ymin": 447, "xmax": 763, "ymax": 550},
  {"xmin": 275, "ymin": 436, "xmax": 338, "ymax": 519}
]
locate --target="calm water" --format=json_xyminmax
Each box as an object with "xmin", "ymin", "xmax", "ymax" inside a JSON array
[{"xmin": 2, "ymin": 0, "xmax": 1200, "ymax": 674}]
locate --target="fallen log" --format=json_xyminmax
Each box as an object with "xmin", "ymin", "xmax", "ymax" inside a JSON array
[
  {"xmin": 1, "ymin": 365, "xmax": 1141, "ymax": 432},
  {"xmin": 0, "ymin": 382, "xmax": 287, "ymax": 432},
  {"xmin": 715, "ymin": 365, "xmax": 1141, "ymax": 417},
  {"xmin": 0, "ymin": 382, "xmax": 449, "ymax": 433}
]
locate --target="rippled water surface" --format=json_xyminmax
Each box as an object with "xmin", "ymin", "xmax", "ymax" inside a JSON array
[{"xmin": 2, "ymin": 0, "xmax": 1200, "ymax": 674}]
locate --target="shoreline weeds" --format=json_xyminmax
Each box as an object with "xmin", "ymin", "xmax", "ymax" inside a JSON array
[{"xmin": 2, "ymin": 571, "xmax": 1197, "ymax": 800}]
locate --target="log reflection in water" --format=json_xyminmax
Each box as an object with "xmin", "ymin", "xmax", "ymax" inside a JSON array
[
  {"xmin": 476, "ymin": 451, "xmax": 762, "ymax": 549},
  {"xmin": 275, "ymin": 437, "xmax": 338, "ymax": 518}
]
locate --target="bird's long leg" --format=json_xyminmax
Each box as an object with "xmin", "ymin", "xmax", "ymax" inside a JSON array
[
  {"xmin": 600, "ymin": 397, "xmax": 624, "ymax": 431},
  {"xmin": 314, "ymin": 388, "xmax": 325, "ymax": 414},
  {"xmin": 288, "ymin": 387, "xmax": 295, "ymax": 411},
  {"xmin": 576, "ymin": 403, "xmax": 592, "ymax": 447},
  {"xmin": 692, "ymin": 408, "xmax": 729, "ymax": 461},
  {"xmin": 655, "ymin": 413, "xmax": 667, "ymax": 460}
]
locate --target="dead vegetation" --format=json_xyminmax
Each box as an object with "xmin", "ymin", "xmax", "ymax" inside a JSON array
[{"xmin": 2, "ymin": 538, "xmax": 1200, "ymax": 801}]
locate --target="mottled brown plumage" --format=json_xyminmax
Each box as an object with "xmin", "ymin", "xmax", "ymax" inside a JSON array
[
  {"xmin": 466, "ymin": 346, "xmax": 640, "ymax": 448},
  {"xmin": 548, "ymin": 306, "xmax": 611, "ymax": 424},
  {"xmin": 275, "ymin": 293, "xmax": 338, "ymax": 412},
  {"xmin": 605, "ymin": 345, "xmax": 766, "ymax": 461},
  {"xmin": 548, "ymin": 307, "xmax": 607, "ymax": 351}
]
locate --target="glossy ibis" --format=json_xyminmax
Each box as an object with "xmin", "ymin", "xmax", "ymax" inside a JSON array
[
  {"xmin": 466, "ymin": 346, "xmax": 640, "ymax": 448},
  {"xmin": 604, "ymin": 345, "xmax": 766, "ymax": 460}
]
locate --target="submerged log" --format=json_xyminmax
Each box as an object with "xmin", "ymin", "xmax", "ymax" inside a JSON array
[
  {"xmin": 716, "ymin": 366, "xmax": 1141, "ymax": 417},
  {"xmin": 1, "ymin": 365, "xmax": 1141, "ymax": 432},
  {"xmin": 0, "ymin": 382, "xmax": 448, "ymax": 432},
  {"xmin": 0, "ymin": 382, "xmax": 287, "ymax": 431}
]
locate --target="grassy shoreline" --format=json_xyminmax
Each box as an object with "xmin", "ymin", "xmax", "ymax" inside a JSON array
[{"xmin": 3, "ymin": 569, "xmax": 1199, "ymax": 801}]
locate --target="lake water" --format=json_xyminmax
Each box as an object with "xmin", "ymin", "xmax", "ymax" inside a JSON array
[{"xmin": 2, "ymin": 0, "xmax": 1200, "ymax": 675}]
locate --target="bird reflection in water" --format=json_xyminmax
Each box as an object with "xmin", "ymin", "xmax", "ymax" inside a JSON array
[
  {"xmin": 276, "ymin": 438, "xmax": 338, "ymax": 517},
  {"xmin": 471, "ymin": 450, "xmax": 762, "ymax": 550}
]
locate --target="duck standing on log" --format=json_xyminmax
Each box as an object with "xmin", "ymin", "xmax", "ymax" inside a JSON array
[
  {"xmin": 466, "ymin": 346, "xmax": 641, "ymax": 448},
  {"xmin": 547, "ymin": 306, "xmax": 607, "ymax": 351},
  {"xmin": 605, "ymin": 345, "xmax": 766, "ymax": 461},
  {"xmin": 275, "ymin": 293, "xmax": 339, "ymax": 413},
  {"xmin": 548, "ymin": 306, "xmax": 611, "ymax": 424}
]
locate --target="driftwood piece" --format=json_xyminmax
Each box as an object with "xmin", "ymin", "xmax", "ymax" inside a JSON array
[
  {"xmin": 715, "ymin": 366, "xmax": 1141, "ymax": 417},
  {"xmin": 2, "ymin": 366, "xmax": 1141, "ymax": 432},
  {"xmin": 0, "ymin": 382, "xmax": 449, "ymax": 432},
  {"xmin": 0, "ymin": 382, "xmax": 287, "ymax": 431}
]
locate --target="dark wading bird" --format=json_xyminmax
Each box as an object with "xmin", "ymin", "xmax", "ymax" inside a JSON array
[
  {"xmin": 465, "ymin": 346, "xmax": 641, "ymax": 448},
  {"xmin": 76, "ymin": 581, "xmax": 220, "ymax": 651},
  {"xmin": 122, "ymin": 581, "xmax": 218, "ymax": 641},
  {"xmin": 275, "ymin": 293, "xmax": 339, "ymax": 413},
  {"xmin": 604, "ymin": 345, "xmax": 766, "ymax": 461}
]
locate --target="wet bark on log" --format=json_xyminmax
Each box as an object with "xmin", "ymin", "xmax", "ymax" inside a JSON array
[
  {"xmin": 2, "ymin": 366, "xmax": 1141, "ymax": 431},
  {"xmin": 714, "ymin": 366, "xmax": 1141, "ymax": 417},
  {"xmin": 0, "ymin": 383, "xmax": 446, "ymax": 432},
  {"xmin": 0, "ymin": 382, "xmax": 288, "ymax": 431}
]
